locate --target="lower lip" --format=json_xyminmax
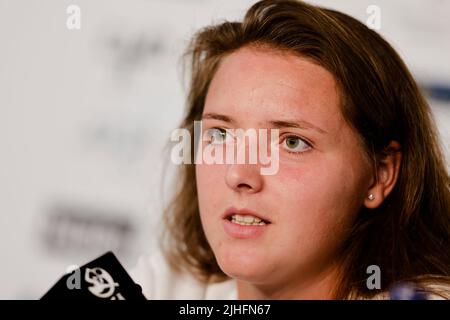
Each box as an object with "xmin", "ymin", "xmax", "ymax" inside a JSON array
[{"xmin": 222, "ymin": 219, "xmax": 269, "ymax": 239}]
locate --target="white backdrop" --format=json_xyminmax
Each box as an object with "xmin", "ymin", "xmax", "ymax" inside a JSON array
[{"xmin": 0, "ymin": 0, "xmax": 449, "ymax": 299}]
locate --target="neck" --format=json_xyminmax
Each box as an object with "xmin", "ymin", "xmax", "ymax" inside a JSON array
[{"xmin": 236, "ymin": 264, "xmax": 340, "ymax": 300}]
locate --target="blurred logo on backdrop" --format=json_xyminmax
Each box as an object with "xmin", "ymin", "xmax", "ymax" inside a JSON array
[{"xmin": 41, "ymin": 203, "xmax": 135, "ymax": 258}]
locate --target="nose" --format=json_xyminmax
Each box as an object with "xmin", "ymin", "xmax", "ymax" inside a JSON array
[{"xmin": 225, "ymin": 164, "xmax": 263, "ymax": 194}]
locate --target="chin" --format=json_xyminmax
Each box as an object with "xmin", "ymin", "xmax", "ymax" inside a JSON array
[{"xmin": 214, "ymin": 245, "xmax": 270, "ymax": 282}]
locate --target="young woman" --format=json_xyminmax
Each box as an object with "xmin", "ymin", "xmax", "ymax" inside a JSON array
[{"xmin": 131, "ymin": 0, "xmax": 450, "ymax": 299}]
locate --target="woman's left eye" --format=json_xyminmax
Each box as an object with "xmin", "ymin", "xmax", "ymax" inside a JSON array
[{"xmin": 281, "ymin": 136, "xmax": 311, "ymax": 153}]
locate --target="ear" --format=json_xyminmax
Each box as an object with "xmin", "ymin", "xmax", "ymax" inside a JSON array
[{"xmin": 364, "ymin": 140, "xmax": 402, "ymax": 209}]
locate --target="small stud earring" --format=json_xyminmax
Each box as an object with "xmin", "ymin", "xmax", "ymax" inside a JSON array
[{"xmin": 368, "ymin": 194, "xmax": 375, "ymax": 201}]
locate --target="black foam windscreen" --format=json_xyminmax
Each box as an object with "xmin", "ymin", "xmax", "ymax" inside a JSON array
[{"xmin": 41, "ymin": 251, "xmax": 146, "ymax": 300}]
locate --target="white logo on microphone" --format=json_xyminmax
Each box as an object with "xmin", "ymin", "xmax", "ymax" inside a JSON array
[{"xmin": 85, "ymin": 267, "xmax": 124, "ymax": 299}]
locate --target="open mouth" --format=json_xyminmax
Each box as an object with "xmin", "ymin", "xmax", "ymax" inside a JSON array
[
  {"xmin": 222, "ymin": 207, "xmax": 271, "ymax": 238},
  {"xmin": 223, "ymin": 207, "xmax": 272, "ymax": 226},
  {"xmin": 227, "ymin": 214, "xmax": 271, "ymax": 226}
]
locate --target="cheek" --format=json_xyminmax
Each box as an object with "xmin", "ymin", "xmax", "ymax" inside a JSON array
[
  {"xmin": 275, "ymin": 161, "xmax": 342, "ymax": 206},
  {"xmin": 196, "ymin": 164, "xmax": 225, "ymax": 192},
  {"xmin": 272, "ymin": 157, "xmax": 365, "ymax": 236},
  {"xmin": 195, "ymin": 164, "xmax": 227, "ymax": 216}
]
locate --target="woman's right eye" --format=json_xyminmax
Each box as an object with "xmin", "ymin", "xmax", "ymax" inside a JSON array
[{"xmin": 205, "ymin": 128, "xmax": 232, "ymax": 145}]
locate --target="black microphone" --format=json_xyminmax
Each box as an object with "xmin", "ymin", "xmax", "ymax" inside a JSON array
[{"xmin": 41, "ymin": 251, "xmax": 146, "ymax": 300}]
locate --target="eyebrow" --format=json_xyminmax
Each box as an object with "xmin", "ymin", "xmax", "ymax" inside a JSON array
[
  {"xmin": 268, "ymin": 120, "xmax": 327, "ymax": 134},
  {"xmin": 202, "ymin": 112, "xmax": 236, "ymax": 124},
  {"xmin": 201, "ymin": 112, "xmax": 327, "ymax": 134}
]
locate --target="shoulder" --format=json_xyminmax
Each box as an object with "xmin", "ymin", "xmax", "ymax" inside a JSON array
[{"xmin": 129, "ymin": 247, "xmax": 237, "ymax": 300}]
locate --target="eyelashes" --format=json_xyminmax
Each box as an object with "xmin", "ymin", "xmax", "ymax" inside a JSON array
[
  {"xmin": 204, "ymin": 127, "xmax": 313, "ymax": 156},
  {"xmin": 280, "ymin": 134, "xmax": 312, "ymax": 155},
  {"xmin": 204, "ymin": 127, "xmax": 233, "ymax": 145}
]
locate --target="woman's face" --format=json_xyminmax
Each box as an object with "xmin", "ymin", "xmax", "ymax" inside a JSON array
[{"xmin": 195, "ymin": 46, "xmax": 373, "ymax": 289}]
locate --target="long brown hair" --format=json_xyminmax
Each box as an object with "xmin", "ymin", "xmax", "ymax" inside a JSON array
[{"xmin": 161, "ymin": 0, "xmax": 450, "ymax": 299}]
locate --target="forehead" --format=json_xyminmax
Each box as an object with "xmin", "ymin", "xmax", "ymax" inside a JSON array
[{"xmin": 204, "ymin": 46, "xmax": 343, "ymax": 130}]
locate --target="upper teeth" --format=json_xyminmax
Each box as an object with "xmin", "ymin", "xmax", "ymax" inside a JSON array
[{"xmin": 231, "ymin": 214, "xmax": 265, "ymax": 225}]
